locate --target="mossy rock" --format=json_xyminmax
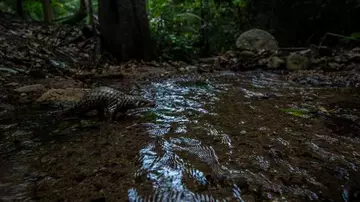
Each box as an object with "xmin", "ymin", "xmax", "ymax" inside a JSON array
[
  {"xmin": 236, "ymin": 29, "xmax": 279, "ymax": 53},
  {"xmin": 286, "ymin": 53, "xmax": 311, "ymax": 70}
]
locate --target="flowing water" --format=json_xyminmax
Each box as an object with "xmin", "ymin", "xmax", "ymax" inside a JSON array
[{"xmin": 1, "ymin": 71, "xmax": 360, "ymax": 201}]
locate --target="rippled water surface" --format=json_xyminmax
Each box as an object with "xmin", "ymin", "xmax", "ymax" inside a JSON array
[{"xmin": 1, "ymin": 71, "xmax": 360, "ymax": 201}]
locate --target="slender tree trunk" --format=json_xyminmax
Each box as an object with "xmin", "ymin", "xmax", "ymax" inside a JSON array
[
  {"xmin": 199, "ymin": 0, "xmax": 210, "ymax": 56},
  {"xmin": 80, "ymin": 0, "xmax": 86, "ymax": 13},
  {"xmin": 99, "ymin": 0, "xmax": 154, "ymax": 62},
  {"xmin": 42, "ymin": 0, "xmax": 53, "ymax": 22},
  {"xmin": 16, "ymin": 0, "xmax": 24, "ymax": 19},
  {"xmin": 88, "ymin": 0, "xmax": 94, "ymax": 25}
]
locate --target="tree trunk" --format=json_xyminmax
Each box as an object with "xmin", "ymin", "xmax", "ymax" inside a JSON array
[
  {"xmin": 88, "ymin": 0, "xmax": 94, "ymax": 25},
  {"xmin": 199, "ymin": 0, "xmax": 210, "ymax": 57},
  {"xmin": 16, "ymin": 0, "xmax": 24, "ymax": 19},
  {"xmin": 61, "ymin": 0, "xmax": 87, "ymax": 25},
  {"xmin": 99, "ymin": 0, "xmax": 154, "ymax": 62},
  {"xmin": 42, "ymin": 0, "xmax": 53, "ymax": 22}
]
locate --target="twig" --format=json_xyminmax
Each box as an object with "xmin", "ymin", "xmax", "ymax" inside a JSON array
[
  {"xmin": 318, "ymin": 32, "xmax": 359, "ymax": 50},
  {"xmin": 279, "ymin": 47, "xmax": 309, "ymax": 51}
]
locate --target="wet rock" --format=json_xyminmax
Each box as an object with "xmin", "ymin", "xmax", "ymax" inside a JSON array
[
  {"xmin": 352, "ymin": 47, "xmax": 360, "ymax": 52},
  {"xmin": 267, "ymin": 56, "xmax": 285, "ymax": 69},
  {"xmin": 180, "ymin": 65, "xmax": 198, "ymax": 73},
  {"xmin": 346, "ymin": 50, "xmax": 360, "ymax": 62},
  {"xmin": 14, "ymin": 84, "xmax": 45, "ymax": 93},
  {"xmin": 326, "ymin": 62, "xmax": 342, "ymax": 71},
  {"xmin": 37, "ymin": 88, "xmax": 88, "ymax": 102},
  {"xmin": 179, "ymin": 67, "xmax": 186, "ymax": 72},
  {"xmin": 199, "ymin": 57, "xmax": 217, "ymax": 64},
  {"xmin": 286, "ymin": 53, "xmax": 311, "ymax": 70},
  {"xmin": 236, "ymin": 29, "xmax": 279, "ymax": 53},
  {"xmin": 240, "ymin": 88, "xmax": 275, "ymax": 100},
  {"xmin": 211, "ymin": 57, "xmax": 222, "ymax": 71},
  {"xmin": 239, "ymin": 50, "xmax": 256, "ymax": 59},
  {"xmin": 186, "ymin": 65, "xmax": 198, "ymax": 72}
]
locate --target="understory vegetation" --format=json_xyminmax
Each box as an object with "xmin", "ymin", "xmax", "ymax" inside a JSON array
[{"xmin": 1, "ymin": 0, "xmax": 360, "ymax": 61}]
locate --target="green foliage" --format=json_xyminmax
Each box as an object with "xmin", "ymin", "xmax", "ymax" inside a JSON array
[
  {"xmin": 0, "ymin": 0, "xmax": 97, "ymax": 21},
  {"xmin": 23, "ymin": 0, "xmax": 43, "ymax": 20},
  {"xmin": 1, "ymin": 0, "xmax": 245, "ymax": 61},
  {"xmin": 148, "ymin": 0, "xmax": 202, "ymax": 61},
  {"xmin": 0, "ymin": 0, "xmax": 16, "ymax": 13},
  {"xmin": 280, "ymin": 108, "xmax": 312, "ymax": 118},
  {"xmin": 148, "ymin": 0, "xmax": 247, "ymax": 61},
  {"xmin": 232, "ymin": 0, "xmax": 247, "ymax": 8},
  {"xmin": 2, "ymin": 0, "xmax": 358, "ymax": 61},
  {"xmin": 350, "ymin": 32, "xmax": 360, "ymax": 39}
]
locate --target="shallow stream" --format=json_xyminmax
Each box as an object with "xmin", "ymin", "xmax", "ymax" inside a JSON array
[{"xmin": 1, "ymin": 71, "xmax": 360, "ymax": 201}]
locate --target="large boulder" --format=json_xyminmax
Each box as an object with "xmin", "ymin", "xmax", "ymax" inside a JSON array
[{"xmin": 236, "ymin": 29, "xmax": 279, "ymax": 53}]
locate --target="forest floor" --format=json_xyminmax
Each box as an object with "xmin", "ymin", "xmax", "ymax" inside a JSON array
[{"xmin": 1, "ymin": 14, "xmax": 359, "ymax": 106}]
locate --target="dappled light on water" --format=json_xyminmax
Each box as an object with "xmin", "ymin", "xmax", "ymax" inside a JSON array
[{"xmin": 129, "ymin": 72, "xmax": 360, "ymax": 201}]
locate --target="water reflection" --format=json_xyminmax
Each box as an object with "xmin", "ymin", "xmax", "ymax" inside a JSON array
[
  {"xmin": 131, "ymin": 78, "xmax": 240, "ymax": 201},
  {"xmin": 129, "ymin": 72, "xmax": 360, "ymax": 201}
]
